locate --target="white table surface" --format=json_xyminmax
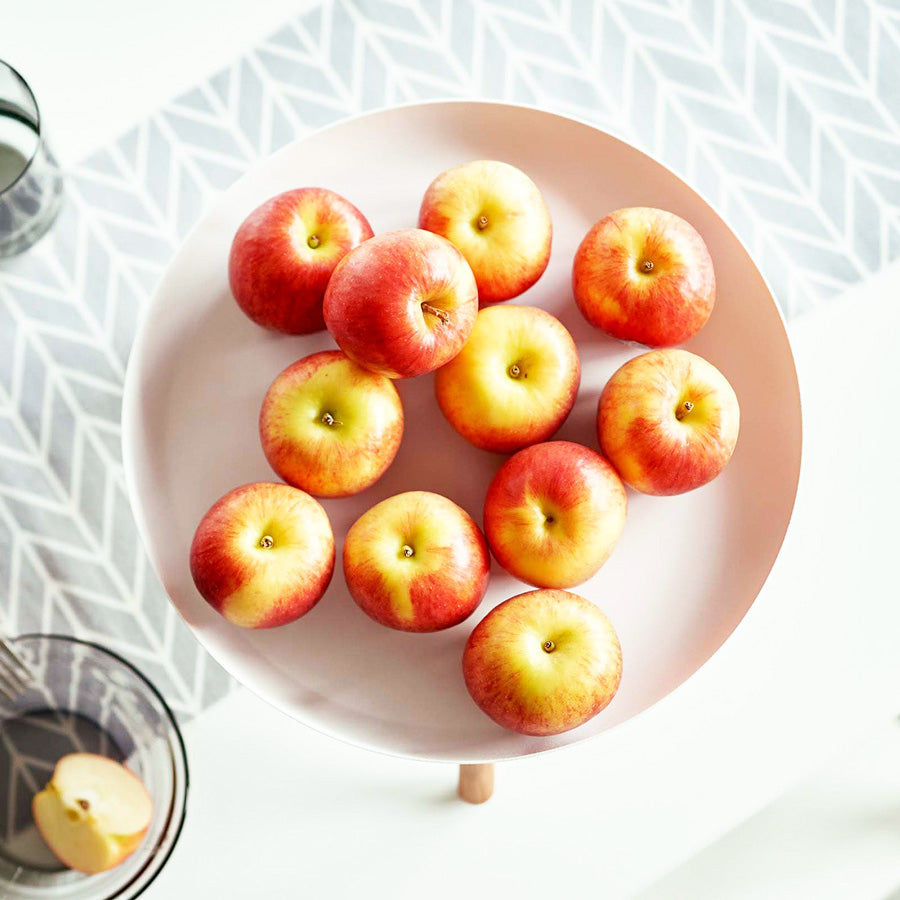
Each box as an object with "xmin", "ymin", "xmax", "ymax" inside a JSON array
[
  {"xmin": 638, "ymin": 716, "xmax": 900, "ymax": 900},
  {"xmin": 7, "ymin": 3, "xmax": 900, "ymax": 897}
]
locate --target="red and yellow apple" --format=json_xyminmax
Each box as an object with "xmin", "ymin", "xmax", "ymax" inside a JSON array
[
  {"xmin": 418, "ymin": 160, "xmax": 552, "ymax": 304},
  {"xmin": 343, "ymin": 491, "xmax": 490, "ymax": 632},
  {"xmin": 434, "ymin": 305, "xmax": 580, "ymax": 453},
  {"xmin": 483, "ymin": 441, "xmax": 627, "ymax": 589},
  {"xmin": 323, "ymin": 228, "xmax": 478, "ymax": 379},
  {"xmin": 573, "ymin": 207, "xmax": 715, "ymax": 346},
  {"xmin": 228, "ymin": 187, "xmax": 373, "ymax": 334},
  {"xmin": 598, "ymin": 348, "xmax": 740, "ymax": 495},
  {"xmin": 463, "ymin": 589, "xmax": 622, "ymax": 736},
  {"xmin": 259, "ymin": 350, "xmax": 403, "ymax": 498},
  {"xmin": 32, "ymin": 753, "xmax": 153, "ymax": 875},
  {"xmin": 189, "ymin": 482, "xmax": 335, "ymax": 628}
]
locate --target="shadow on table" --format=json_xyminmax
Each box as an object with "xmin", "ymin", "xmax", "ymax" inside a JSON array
[{"xmin": 634, "ymin": 718, "xmax": 900, "ymax": 900}]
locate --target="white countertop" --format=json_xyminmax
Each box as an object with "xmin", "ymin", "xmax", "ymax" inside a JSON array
[
  {"xmin": 7, "ymin": 3, "xmax": 900, "ymax": 897},
  {"xmin": 3, "ymin": 0, "xmax": 310, "ymax": 163}
]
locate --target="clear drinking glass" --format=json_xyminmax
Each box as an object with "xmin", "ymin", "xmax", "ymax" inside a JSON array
[
  {"xmin": 0, "ymin": 60, "xmax": 63, "ymax": 257},
  {"xmin": 0, "ymin": 635, "xmax": 189, "ymax": 899}
]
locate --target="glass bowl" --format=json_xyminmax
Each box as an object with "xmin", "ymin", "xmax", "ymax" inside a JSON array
[{"xmin": 0, "ymin": 635, "xmax": 188, "ymax": 898}]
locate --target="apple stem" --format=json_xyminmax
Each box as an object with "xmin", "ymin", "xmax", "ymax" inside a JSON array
[
  {"xmin": 542, "ymin": 640, "xmax": 556, "ymax": 653},
  {"xmin": 458, "ymin": 764, "xmax": 494, "ymax": 804},
  {"xmin": 476, "ymin": 214, "xmax": 489, "ymax": 230},
  {"xmin": 402, "ymin": 544, "xmax": 415, "ymax": 558},
  {"xmin": 307, "ymin": 234, "xmax": 320, "ymax": 249},
  {"xmin": 675, "ymin": 400, "xmax": 694, "ymax": 421},
  {"xmin": 259, "ymin": 535, "xmax": 274, "ymax": 549},
  {"xmin": 421, "ymin": 302, "xmax": 450, "ymax": 325},
  {"xmin": 321, "ymin": 412, "xmax": 338, "ymax": 426},
  {"xmin": 641, "ymin": 260, "xmax": 654, "ymax": 273},
  {"xmin": 76, "ymin": 799, "xmax": 90, "ymax": 811},
  {"xmin": 507, "ymin": 363, "xmax": 522, "ymax": 379}
]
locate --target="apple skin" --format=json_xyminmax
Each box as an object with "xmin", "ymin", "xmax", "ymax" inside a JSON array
[
  {"xmin": 259, "ymin": 350, "xmax": 403, "ymax": 498},
  {"xmin": 573, "ymin": 207, "xmax": 715, "ymax": 347},
  {"xmin": 598, "ymin": 348, "xmax": 740, "ymax": 496},
  {"xmin": 189, "ymin": 482, "xmax": 335, "ymax": 628},
  {"xmin": 228, "ymin": 187, "xmax": 373, "ymax": 334},
  {"xmin": 434, "ymin": 305, "xmax": 580, "ymax": 453},
  {"xmin": 343, "ymin": 491, "xmax": 490, "ymax": 632},
  {"xmin": 323, "ymin": 228, "xmax": 479, "ymax": 379},
  {"xmin": 418, "ymin": 160, "xmax": 552, "ymax": 304},
  {"xmin": 32, "ymin": 753, "xmax": 153, "ymax": 875},
  {"xmin": 483, "ymin": 441, "xmax": 627, "ymax": 589},
  {"xmin": 463, "ymin": 589, "xmax": 622, "ymax": 736}
]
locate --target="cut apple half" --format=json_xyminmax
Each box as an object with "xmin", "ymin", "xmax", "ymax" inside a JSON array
[{"xmin": 32, "ymin": 752, "xmax": 153, "ymax": 875}]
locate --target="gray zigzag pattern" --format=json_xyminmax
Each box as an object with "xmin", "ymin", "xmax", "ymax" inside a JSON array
[{"xmin": 0, "ymin": 0, "xmax": 898, "ymax": 716}]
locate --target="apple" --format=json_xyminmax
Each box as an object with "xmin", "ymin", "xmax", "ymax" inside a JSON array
[
  {"xmin": 598, "ymin": 348, "xmax": 740, "ymax": 495},
  {"xmin": 259, "ymin": 350, "xmax": 403, "ymax": 498},
  {"xmin": 483, "ymin": 441, "xmax": 627, "ymax": 589},
  {"xmin": 228, "ymin": 187, "xmax": 373, "ymax": 334},
  {"xmin": 323, "ymin": 228, "xmax": 478, "ymax": 379},
  {"xmin": 418, "ymin": 160, "xmax": 552, "ymax": 304},
  {"xmin": 343, "ymin": 491, "xmax": 490, "ymax": 632},
  {"xmin": 463, "ymin": 589, "xmax": 622, "ymax": 736},
  {"xmin": 189, "ymin": 482, "xmax": 335, "ymax": 628},
  {"xmin": 434, "ymin": 305, "xmax": 580, "ymax": 453},
  {"xmin": 572, "ymin": 207, "xmax": 715, "ymax": 347},
  {"xmin": 32, "ymin": 753, "xmax": 153, "ymax": 874}
]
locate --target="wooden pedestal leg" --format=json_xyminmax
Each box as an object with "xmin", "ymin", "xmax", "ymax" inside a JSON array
[{"xmin": 457, "ymin": 763, "xmax": 494, "ymax": 803}]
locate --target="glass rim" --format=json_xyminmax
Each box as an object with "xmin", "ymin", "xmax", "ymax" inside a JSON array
[
  {"xmin": 9, "ymin": 633, "xmax": 190, "ymax": 900},
  {"xmin": 0, "ymin": 57, "xmax": 45, "ymax": 198}
]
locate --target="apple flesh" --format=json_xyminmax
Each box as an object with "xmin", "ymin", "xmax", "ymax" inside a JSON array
[
  {"xmin": 323, "ymin": 228, "xmax": 479, "ymax": 379},
  {"xmin": 343, "ymin": 491, "xmax": 490, "ymax": 632},
  {"xmin": 229, "ymin": 187, "xmax": 373, "ymax": 334},
  {"xmin": 434, "ymin": 305, "xmax": 580, "ymax": 453},
  {"xmin": 32, "ymin": 753, "xmax": 153, "ymax": 875},
  {"xmin": 598, "ymin": 348, "xmax": 740, "ymax": 495},
  {"xmin": 189, "ymin": 482, "xmax": 335, "ymax": 628},
  {"xmin": 573, "ymin": 207, "xmax": 715, "ymax": 347},
  {"xmin": 463, "ymin": 589, "xmax": 622, "ymax": 736},
  {"xmin": 259, "ymin": 350, "xmax": 403, "ymax": 498},
  {"xmin": 418, "ymin": 160, "xmax": 552, "ymax": 304},
  {"xmin": 483, "ymin": 441, "xmax": 627, "ymax": 589}
]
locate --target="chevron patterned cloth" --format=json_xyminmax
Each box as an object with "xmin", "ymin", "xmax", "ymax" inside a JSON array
[{"xmin": 0, "ymin": 0, "xmax": 898, "ymax": 718}]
